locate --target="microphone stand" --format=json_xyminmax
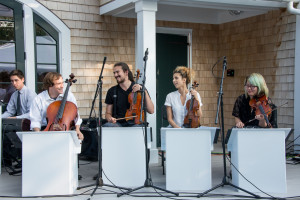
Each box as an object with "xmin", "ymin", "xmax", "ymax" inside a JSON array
[
  {"xmin": 197, "ymin": 57, "xmax": 260, "ymax": 198},
  {"xmin": 117, "ymin": 49, "xmax": 178, "ymax": 197},
  {"xmin": 83, "ymin": 58, "xmax": 107, "ymax": 130},
  {"xmin": 77, "ymin": 57, "xmax": 130, "ymax": 199}
]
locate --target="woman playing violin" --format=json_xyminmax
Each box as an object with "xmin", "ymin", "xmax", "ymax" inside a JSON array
[
  {"xmin": 165, "ymin": 66, "xmax": 203, "ymax": 128},
  {"xmin": 232, "ymin": 73, "xmax": 277, "ymax": 128}
]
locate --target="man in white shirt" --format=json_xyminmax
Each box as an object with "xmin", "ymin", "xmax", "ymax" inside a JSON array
[
  {"xmin": 30, "ymin": 72, "xmax": 84, "ymax": 140},
  {"xmin": 2, "ymin": 70, "xmax": 37, "ymax": 119}
]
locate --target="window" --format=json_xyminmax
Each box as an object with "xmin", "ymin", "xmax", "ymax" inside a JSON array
[
  {"xmin": 34, "ymin": 13, "xmax": 59, "ymax": 93},
  {"xmin": 0, "ymin": 1, "xmax": 24, "ymax": 102},
  {"xmin": 0, "ymin": 0, "xmax": 68, "ymax": 96}
]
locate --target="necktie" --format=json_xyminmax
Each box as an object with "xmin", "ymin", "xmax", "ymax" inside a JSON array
[{"xmin": 17, "ymin": 91, "xmax": 22, "ymax": 116}]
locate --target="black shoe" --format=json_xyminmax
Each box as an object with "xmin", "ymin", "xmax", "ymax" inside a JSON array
[{"xmin": 14, "ymin": 163, "xmax": 22, "ymax": 169}]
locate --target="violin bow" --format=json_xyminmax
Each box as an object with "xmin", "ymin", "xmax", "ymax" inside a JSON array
[
  {"xmin": 245, "ymin": 101, "xmax": 288, "ymax": 125},
  {"xmin": 116, "ymin": 115, "xmax": 137, "ymax": 121}
]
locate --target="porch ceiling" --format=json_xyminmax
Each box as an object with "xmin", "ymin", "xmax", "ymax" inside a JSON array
[{"xmin": 100, "ymin": 0, "xmax": 289, "ymax": 24}]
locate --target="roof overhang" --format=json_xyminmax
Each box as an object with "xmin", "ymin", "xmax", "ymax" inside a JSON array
[{"xmin": 100, "ymin": 0, "xmax": 289, "ymax": 24}]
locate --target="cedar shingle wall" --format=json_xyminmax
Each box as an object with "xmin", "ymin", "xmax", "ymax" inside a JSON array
[
  {"xmin": 219, "ymin": 9, "xmax": 295, "ymax": 130},
  {"xmin": 37, "ymin": 0, "xmax": 295, "ymax": 130},
  {"xmin": 38, "ymin": 0, "xmax": 137, "ymax": 117}
]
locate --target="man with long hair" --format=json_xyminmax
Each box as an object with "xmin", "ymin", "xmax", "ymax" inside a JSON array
[{"xmin": 104, "ymin": 62, "xmax": 154, "ymax": 127}]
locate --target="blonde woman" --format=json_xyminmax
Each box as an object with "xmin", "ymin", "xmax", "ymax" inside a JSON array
[
  {"xmin": 232, "ymin": 73, "xmax": 277, "ymax": 128},
  {"xmin": 164, "ymin": 66, "xmax": 203, "ymax": 128}
]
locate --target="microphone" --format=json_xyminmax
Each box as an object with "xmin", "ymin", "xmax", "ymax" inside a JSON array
[
  {"xmin": 99, "ymin": 56, "xmax": 107, "ymax": 79},
  {"xmin": 143, "ymin": 48, "xmax": 149, "ymax": 61},
  {"xmin": 223, "ymin": 56, "xmax": 227, "ymax": 69}
]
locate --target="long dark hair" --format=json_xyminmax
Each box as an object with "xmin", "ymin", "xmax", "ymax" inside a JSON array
[{"xmin": 114, "ymin": 62, "xmax": 134, "ymax": 82}]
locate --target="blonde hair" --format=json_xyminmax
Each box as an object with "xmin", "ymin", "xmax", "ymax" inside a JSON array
[
  {"xmin": 244, "ymin": 73, "xmax": 269, "ymax": 98},
  {"xmin": 173, "ymin": 66, "xmax": 194, "ymax": 86}
]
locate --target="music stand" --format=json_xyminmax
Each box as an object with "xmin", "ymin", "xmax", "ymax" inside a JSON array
[
  {"xmin": 117, "ymin": 49, "xmax": 178, "ymax": 197},
  {"xmin": 77, "ymin": 57, "xmax": 130, "ymax": 199},
  {"xmin": 197, "ymin": 57, "xmax": 260, "ymax": 198}
]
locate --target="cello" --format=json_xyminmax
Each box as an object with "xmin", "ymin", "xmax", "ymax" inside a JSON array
[
  {"xmin": 183, "ymin": 81, "xmax": 201, "ymax": 128},
  {"xmin": 44, "ymin": 73, "xmax": 78, "ymax": 131},
  {"xmin": 125, "ymin": 69, "xmax": 144, "ymax": 124}
]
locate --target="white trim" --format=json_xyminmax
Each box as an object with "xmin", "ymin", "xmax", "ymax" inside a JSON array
[
  {"xmin": 159, "ymin": 0, "xmax": 286, "ymax": 10},
  {"xmin": 23, "ymin": 4, "xmax": 35, "ymax": 90},
  {"xmin": 287, "ymin": 1, "xmax": 300, "ymax": 15},
  {"xmin": 17, "ymin": 0, "xmax": 71, "ymax": 80},
  {"xmin": 100, "ymin": 0, "xmax": 134, "ymax": 15},
  {"xmin": 294, "ymin": 10, "xmax": 300, "ymax": 152}
]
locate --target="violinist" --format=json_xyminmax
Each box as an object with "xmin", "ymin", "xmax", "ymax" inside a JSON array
[
  {"xmin": 232, "ymin": 73, "xmax": 277, "ymax": 128},
  {"xmin": 165, "ymin": 66, "xmax": 203, "ymax": 128},
  {"xmin": 29, "ymin": 72, "xmax": 84, "ymax": 140},
  {"xmin": 103, "ymin": 62, "xmax": 154, "ymax": 127}
]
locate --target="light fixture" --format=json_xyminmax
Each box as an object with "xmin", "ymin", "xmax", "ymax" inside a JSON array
[{"xmin": 228, "ymin": 10, "xmax": 244, "ymax": 16}]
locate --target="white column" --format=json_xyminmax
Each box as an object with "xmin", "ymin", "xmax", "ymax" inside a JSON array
[
  {"xmin": 23, "ymin": 4, "xmax": 35, "ymax": 91},
  {"xmin": 135, "ymin": 0, "xmax": 157, "ymax": 151},
  {"xmin": 294, "ymin": 13, "xmax": 300, "ymax": 152}
]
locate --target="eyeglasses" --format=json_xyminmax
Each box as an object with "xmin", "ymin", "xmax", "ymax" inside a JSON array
[{"xmin": 244, "ymin": 84, "xmax": 257, "ymax": 90}]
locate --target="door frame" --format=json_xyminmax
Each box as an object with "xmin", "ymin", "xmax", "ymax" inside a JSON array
[
  {"xmin": 155, "ymin": 27, "xmax": 192, "ymax": 147},
  {"xmin": 156, "ymin": 27, "xmax": 192, "ymax": 69}
]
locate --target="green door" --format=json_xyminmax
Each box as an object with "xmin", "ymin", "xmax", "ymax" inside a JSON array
[{"xmin": 156, "ymin": 33, "xmax": 188, "ymax": 146}]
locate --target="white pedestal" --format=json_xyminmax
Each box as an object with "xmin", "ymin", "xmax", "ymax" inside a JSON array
[
  {"xmin": 161, "ymin": 127, "xmax": 218, "ymax": 191},
  {"xmin": 102, "ymin": 127, "xmax": 151, "ymax": 187},
  {"xmin": 227, "ymin": 128, "xmax": 291, "ymax": 193},
  {"xmin": 17, "ymin": 131, "xmax": 81, "ymax": 196},
  {"xmin": 0, "ymin": 106, "xmax": 2, "ymax": 175}
]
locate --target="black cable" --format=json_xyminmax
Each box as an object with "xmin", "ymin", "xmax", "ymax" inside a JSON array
[
  {"xmin": 140, "ymin": 124, "xmax": 180, "ymax": 200},
  {"xmin": 286, "ymin": 133, "xmax": 300, "ymax": 149},
  {"xmin": 211, "ymin": 56, "xmax": 226, "ymax": 79},
  {"xmin": 101, "ymin": 168, "xmax": 128, "ymax": 195},
  {"xmin": 226, "ymin": 155, "xmax": 277, "ymax": 199}
]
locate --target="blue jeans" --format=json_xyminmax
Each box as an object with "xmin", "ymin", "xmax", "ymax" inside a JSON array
[{"xmin": 102, "ymin": 121, "xmax": 144, "ymax": 127}]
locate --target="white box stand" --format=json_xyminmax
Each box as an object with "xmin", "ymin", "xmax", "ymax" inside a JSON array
[
  {"xmin": 227, "ymin": 128, "xmax": 291, "ymax": 193},
  {"xmin": 0, "ymin": 106, "xmax": 2, "ymax": 174},
  {"xmin": 102, "ymin": 127, "xmax": 151, "ymax": 187},
  {"xmin": 17, "ymin": 131, "xmax": 81, "ymax": 196},
  {"xmin": 161, "ymin": 127, "xmax": 218, "ymax": 191}
]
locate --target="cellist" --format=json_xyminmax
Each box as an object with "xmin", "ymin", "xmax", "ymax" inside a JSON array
[
  {"xmin": 103, "ymin": 62, "xmax": 154, "ymax": 127},
  {"xmin": 165, "ymin": 66, "xmax": 203, "ymax": 128},
  {"xmin": 29, "ymin": 72, "xmax": 84, "ymax": 140}
]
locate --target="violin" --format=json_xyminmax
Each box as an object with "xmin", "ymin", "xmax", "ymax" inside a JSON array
[
  {"xmin": 125, "ymin": 69, "xmax": 144, "ymax": 124},
  {"xmin": 249, "ymin": 95, "xmax": 272, "ymax": 128},
  {"xmin": 44, "ymin": 74, "xmax": 78, "ymax": 131},
  {"xmin": 183, "ymin": 81, "xmax": 201, "ymax": 128}
]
